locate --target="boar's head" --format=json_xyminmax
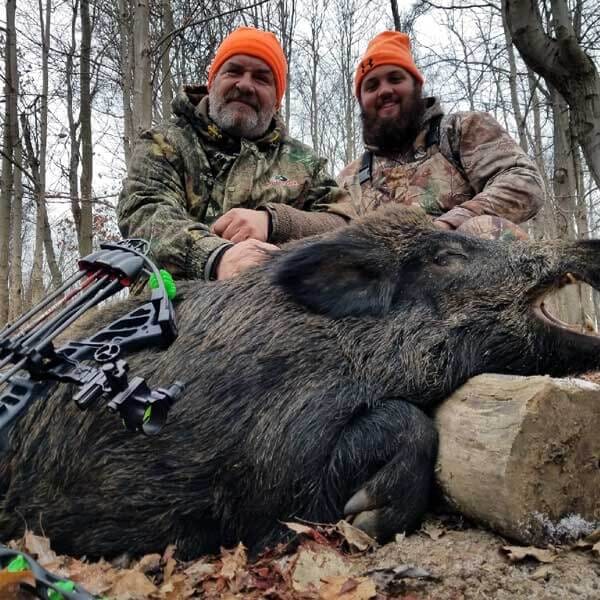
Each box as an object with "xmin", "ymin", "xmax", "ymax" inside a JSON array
[{"xmin": 273, "ymin": 206, "xmax": 600, "ymax": 406}]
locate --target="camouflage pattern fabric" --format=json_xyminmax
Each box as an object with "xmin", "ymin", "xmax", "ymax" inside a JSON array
[
  {"xmin": 332, "ymin": 97, "xmax": 544, "ymax": 240},
  {"xmin": 118, "ymin": 84, "xmax": 344, "ymax": 280},
  {"xmin": 457, "ymin": 215, "xmax": 528, "ymax": 241}
]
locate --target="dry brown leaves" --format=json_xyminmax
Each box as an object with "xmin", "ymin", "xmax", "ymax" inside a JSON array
[
  {"xmin": 1, "ymin": 522, "xmax": 395, "ymax": 600},
  {"xmin": 10, "ymin": 521, "xmax": 598, "ymax": 599}
]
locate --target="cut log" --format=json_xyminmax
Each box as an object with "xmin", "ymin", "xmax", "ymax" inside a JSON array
[{"xmin": 434, "ymin": 374, "xmax": 600, "ymax": 545}]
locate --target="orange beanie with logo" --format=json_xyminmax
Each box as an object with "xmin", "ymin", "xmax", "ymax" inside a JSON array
[
  {"xmin": 207, "ymin": 27, "xmax": 288, "ymax": 107},
  {"xmin": 354, "ymin": 31, "xmax": 424, "ymax": 98}
]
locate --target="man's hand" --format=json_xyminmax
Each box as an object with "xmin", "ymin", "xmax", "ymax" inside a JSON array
[
  {"xmin": 212, "ymin": 208, "xmax": 270, "ymax": 243},
  {"xmin": 216, "ymin": 239, "xmax": 279, "ymax": 280}
]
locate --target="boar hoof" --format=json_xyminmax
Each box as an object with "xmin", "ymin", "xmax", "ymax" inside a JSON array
[
  {"xmin": 344, "ymin": 488, "xmax": 375, "ymax": 514},
  {"xmin": 349, "ymin": 509, "xmax": 380, "ymax": 540}
]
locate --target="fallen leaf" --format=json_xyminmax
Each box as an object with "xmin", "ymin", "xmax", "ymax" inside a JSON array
[
  {"xmin": 135, "ymin": 553, "xmax": 161, "ymax": 575},
  {"xmin": 283, "ymin": 521, "xmax": 335, "ymax": 548},
  {"xmin": 23, "ymin": 532, "xmax": 58, "ymax": 566},
  {"xmin": 284, "ymin": 522, "xmax": 317, "ymax": 536},
  {"xmin": 291, "ymin": 546, "xmax": 351, "ymax": 592},
  {"xmin": 107, "ymin": 569, "xmax": 158, "ymax": 599},
  {"xmin": 163, "ymin": 556, "xmax": 177, "ymax": 582},
  {"xmin": 183, "ymin": 559, "xmax": 215, "ymax": 585},
  {"xmin": 593, "ymin": 541, "xmax": 600, "ymax": 559},
  {"xmin": 319, "ymin": 575, "xmax": 377, "ymax": 599},
  {"xmin": 220, "ymin": 544, "xmax": 247, "ymax": 580},
  {"xmin": 161, "ymin": 573, "xmax": 195, "ymax": 599},
  {"xmin": 336, "ymin": 521, "xmax": 377, "ymax": 552},
  {"xmin": 162, "ymin": 544, "xmax": 177, "ymax": 563},
  {"xmin": 62, "ymin": 560, "xmax": 113, "ymax": 595},
  {"xmin": 0, "ymin": 569, "xmax": 35, "ymax": 591},
  {"xmin": 501, "ymin": 546, "xmax": 556, "ymax": 563}
]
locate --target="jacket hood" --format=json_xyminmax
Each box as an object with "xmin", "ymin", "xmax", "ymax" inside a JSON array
[{"xmin": 171, "ymin": 84, "xmax": 284, "ymax": 150}]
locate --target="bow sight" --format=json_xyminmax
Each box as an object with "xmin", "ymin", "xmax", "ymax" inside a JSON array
[{"xmin": 0, "ymin": 239, "xmax": 184, "ymax": 450}]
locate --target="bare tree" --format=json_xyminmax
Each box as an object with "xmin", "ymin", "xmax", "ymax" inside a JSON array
[
  {"xmin": 504, "ymin": 0, "xmax": 600, "ymax": 189},
  {"xmin": 27, "ymin": 0, "xmax": 61, "ymax": 303},
  {"xmin": 79, "ymin": 0, "xmax": 94, "ymax": 256},
  {"xmin": 0, "ymin": 0, "xmax": 19, "ymax": 325},
  {"xmin": 160, "ymin": 0, "xmax": 175, "ymax": 120},
  {"xmin": 132, "ymin": 0, "xmax": 153, "ymax": 135}
]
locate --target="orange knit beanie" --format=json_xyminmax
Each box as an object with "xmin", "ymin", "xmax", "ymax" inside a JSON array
[
  {"xmin": 354, "ymin": 31, "xmax": 424, "ymax": 98},
  {"xmin": 207, "ymin": 27, "xmax": 288, "ymax": 107}
]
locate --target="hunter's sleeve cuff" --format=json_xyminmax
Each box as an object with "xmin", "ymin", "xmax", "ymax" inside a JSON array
[
  {"xmin": 185, "ymin": 232, "xmax": 233, "ymax": 281},
  {"xmin": 204, "ymin": 243, "xmax": 233, "ymax": 281},
  {"xmin": 264, "ymin": 203, "xmax": 348, "ymax": 244}
]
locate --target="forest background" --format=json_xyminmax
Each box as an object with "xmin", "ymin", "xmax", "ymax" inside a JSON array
[{"xmin": 1, "ymin": 0, "xmax": 600, "ymax": 328}]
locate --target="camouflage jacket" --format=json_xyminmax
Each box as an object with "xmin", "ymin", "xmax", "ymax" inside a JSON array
[
  {"xmin": 332, "ymin": 98, "xmax": 544, "ymax": 228},
  {"xmin": 118, "ymin": 85, "xmax": 346, "ymax": 280}
]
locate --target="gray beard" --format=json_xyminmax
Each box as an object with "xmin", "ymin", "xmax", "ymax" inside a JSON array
[{"xmin": 208, "ymin": 87, "xmax": 274, "ymax": 140}]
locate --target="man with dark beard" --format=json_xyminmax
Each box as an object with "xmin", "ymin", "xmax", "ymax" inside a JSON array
[
  {"xmin": 118, "ymin": 27, "xmax": 347, "ymax": 281},
  {"xmin": 332, "ymin": 31, "xmax": 544, "ymax": 240}
]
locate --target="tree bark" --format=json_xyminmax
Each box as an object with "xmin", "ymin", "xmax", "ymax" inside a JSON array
[
  {"xmin": 79, "ymin": 0, "xmax": 93, "ymax": 257},
  {"xmin": 160, "ymin": 0, "xmax": 175, "ymax": 121},
  {"xmin": 277, "ymin": 0, "xmax": 296, "ymax": 130},
  {"xmin": 132, "ymin": 0, "xmax": 153, "ymax": 136},
  {"xmin": 503, "ymin": 0, "xmax": 600, "ymax": 190},
  {"xmin": 66, "ymin": 0, "xmax": 81, "ymax": 237},
  {"xmin": 0, "ymin": 0, "xmax": 19, "ymax": 325},
  {"xmin": 31, "ymin": 0, "xmax": 61, "ymax": 299},
  {"xmin": 390, "ymin": 0, "xmax": 401, "ymax": 31},
  {"xmin": 502, "ymin": 11, "xmax": 528, "ymax": 152},
  {"xmin": 9, "ymin": 136, "xmax": 23, "ymax": 322},
  {"xmin": 119, "ymin": 0, "xmax": 134, "ymax": 165},
  {"xmin": 435, "ymin": 374, "xmax": 600, "ymax": 546}
]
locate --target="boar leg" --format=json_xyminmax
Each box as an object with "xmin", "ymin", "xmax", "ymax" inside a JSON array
[{"xmin": 337, "ymin": 400, "xmax": 438, "ymax": 542}]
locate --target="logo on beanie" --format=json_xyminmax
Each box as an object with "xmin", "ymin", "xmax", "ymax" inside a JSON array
[{"xmin": 360, "ymin": 58, "xmax": 374, "ymax": 74}]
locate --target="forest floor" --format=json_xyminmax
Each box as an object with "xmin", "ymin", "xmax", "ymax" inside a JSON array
[{"xmin": 2, "ymin": 513, "xmax": 599, "ymax": 599}]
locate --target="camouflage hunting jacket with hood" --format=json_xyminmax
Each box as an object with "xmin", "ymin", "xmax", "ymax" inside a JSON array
[
  {"xmin": 330, "ymin": 97, "xmax": 544, "ymax": 228},
  {"xmin": 118, "ymin": 85, "xmax": 347, "ymax": 280}
]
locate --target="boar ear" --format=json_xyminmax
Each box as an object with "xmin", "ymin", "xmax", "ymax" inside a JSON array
[{"xmin": 273, "ymin": 237, "xmax": 397, "ymax": 318}]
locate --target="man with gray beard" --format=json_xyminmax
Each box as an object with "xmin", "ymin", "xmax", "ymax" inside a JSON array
[{"xmin": 118, "ymin": 27, "xmax": 347, "ymax": 281}]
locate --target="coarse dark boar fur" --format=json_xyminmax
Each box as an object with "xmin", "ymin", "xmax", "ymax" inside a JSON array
[{"xmin": 1, "ymin": 206, "xmax": 600, "ymax": 561}]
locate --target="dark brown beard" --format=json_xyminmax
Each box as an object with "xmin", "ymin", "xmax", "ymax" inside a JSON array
[{"xmin": 361, "ymin": 88, "xmax": 426, "ymax": 153}]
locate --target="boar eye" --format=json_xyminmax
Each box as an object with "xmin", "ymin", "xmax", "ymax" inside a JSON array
[{"xmin": 432, "ymin": 251, "xmax": 468, "ymax": 267}]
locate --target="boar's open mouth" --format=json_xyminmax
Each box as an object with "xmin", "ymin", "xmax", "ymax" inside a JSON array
[{"xmin": 532, "ymin": 272, "xmax": 600, "ymax": 337}]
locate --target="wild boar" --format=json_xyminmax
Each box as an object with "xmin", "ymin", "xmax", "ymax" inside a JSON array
[{"xmin": 1, "ymin": 207, "xmax": 599, "ymax": 560}]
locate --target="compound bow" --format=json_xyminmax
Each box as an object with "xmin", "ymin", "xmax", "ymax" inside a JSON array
[{"xmin": 0, "ymin": 239, "xmax": 185, "ymax": 450}]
